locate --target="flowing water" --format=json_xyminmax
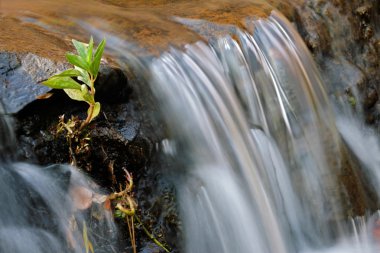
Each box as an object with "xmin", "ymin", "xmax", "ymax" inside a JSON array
[
  {"xmin": 1, "ymin": 1, "xmax": 380, "ymax": 253},
  {"xmin": 145, "ymin": 11, "xmax": 380, "ymax": 253}
]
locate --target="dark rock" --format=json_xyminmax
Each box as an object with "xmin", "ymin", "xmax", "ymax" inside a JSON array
[
  {"xmin": 140, "ymin": 242, "xmax": 162, "ymax": 253},
  {"xmin": 355, "ymin": 5, "xmax": 372, "ymax": 20},
  {"xmin": 119, "ymin": 119, "xmax": 141, "ymax": 142},
  {"xmin": 364, "ymin": 88, "xmax": 378, "ymax": 109},
  {"xmin": 12, "ymin": 68, "xmax": 180, "ymax": 252},
  {"xmin": 92, "ymin": 126, "xmax": 129, "ymax": 146},
  {"xmin": 95, "ymin": 64, "xmax": 131, "ymax": 104},
  {"xmin": 0, "ymin": 102, "xmax": 16, "ymax": 160}
]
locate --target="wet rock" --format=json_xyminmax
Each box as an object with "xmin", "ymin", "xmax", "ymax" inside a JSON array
[
  {"xmin": 320, "ymin": 58, "xmax": 365, "ymax": 95},
  {"xmin": 289, "ymin": 0, "xmax": 380, "ymax": 124},
  {"xmin": 95, "ymin": 64, "xmax": 131, "ymax": 104},
  {"xmin": 12, "ymin": 66, "xmax": 180, "ymax": 252},
  {"xmin": 355, "ymin": 5, "xmax": 375, "ymax": 40},
  {"xmin": 140, "ymin": 242, "xmax": 162, "ymax": 253},
  {"xmin": 294, "ymin": 6, "xmax": 331, "ymax": 54},
  {"xmin": 355, "ymin": 5, "xmax": 372, "ymax": 20},
  {"xmin": 0, "ymin": 52, "xmax": 66, "ymax": 114},
  {"xmin": 92, "ymin": 126, "xmax": 129, "ymax": 146},
  {"xmin": 0, "ymin": 102, "xmax": 16, "ymax": 160},
  {"xmin": 364, "ymin": 88, "xmax": 378, "ymax": 109},
  {"xmin": 0, "ymin": 52, "xmax": 131, "ymax": 114},
  {"xmin": 286, "ymin": 0, "xmax": 380, "ymax": 217}
]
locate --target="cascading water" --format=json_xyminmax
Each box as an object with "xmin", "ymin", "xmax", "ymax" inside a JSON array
[
  {"xmin": 0, "ymin": 103, "xmax": 117, "ymax": 252},
  {"xmin": 1, "ymin": 1, "xmax": 380, "ymax": 252},
  {"xmin": 143, "ymin": 11, "xmax": 380, "ymax": 253}
]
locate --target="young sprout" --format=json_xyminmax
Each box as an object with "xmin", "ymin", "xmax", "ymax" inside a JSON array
[{"xmin": 42, "ymin": 37, "xmax": 106, "ymax": 130}]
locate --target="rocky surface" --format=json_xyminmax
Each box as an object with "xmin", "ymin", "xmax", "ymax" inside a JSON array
[
  {"xmin": 288, "ymin": 0, "xmax": 380, "ymax": 124},
  {"xmin": 0, "ymin": 52, "xmax": 66, "ymax": 114},
  {"xmin": 282, "ymin": 0, "xmax": 380, "ymax": 216}
]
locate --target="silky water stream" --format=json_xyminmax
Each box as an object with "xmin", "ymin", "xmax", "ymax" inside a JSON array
[
  {"xmin": 137, "ymin": 11, "xmax": 380, "ymax": 253},
  {"xmin": 1, "ymin": 2, "xmax": 380, "ymax": 253}
]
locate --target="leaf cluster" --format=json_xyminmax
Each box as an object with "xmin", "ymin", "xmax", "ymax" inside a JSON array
[{"xmin": 42, "ymin": 37, "xmax": 106, "ymax": 125}]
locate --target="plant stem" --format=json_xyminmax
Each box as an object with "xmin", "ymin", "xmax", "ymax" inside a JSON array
[
  {"xmin": 68, "ymin": 138, "xmax": 77, "ymax": 166},
  {"xmin": 134, "ymin": 215, "xmax": 170, "ymax": 253},
  {"xmin": 80, "ymin": 77, "xmax": 96, "ymax": 130},
  {"xmin": 127, "ymin": 216, "xmax": 136, "ymax": 253},
  {"xmin": 81, "ymin": 103, "xmax": 94, "ymax": 130}
]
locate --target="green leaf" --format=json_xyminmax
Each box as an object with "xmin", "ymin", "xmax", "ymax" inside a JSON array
[
  {"xmin": 87, "ymin": 36, "xmax": 94, "ymax": 64},
  {"xmin": 81, "ymin": 84, "xmax": 94, "ymax": 104},
  {"xmin": 72, "ymin": 39, "xmax": 87, "ymax": 59},
  {"xmin": 53, "ymin": 69, "xmax": 81, "ymax": 77},
  {"xmin": 88, "ymin": 102, "xmax": 101, "ymax": 122},
  {"xmin": 66, "ymin": 53, "xmax": 90, "ymax": 72},
  {"xmin": 64, "ymin": 88, "xmax": 86, "ymax": 101},
  {"xmin": 91, "ymin": 38, "xmax": 106, "ymax": 78},
  {"xmin": 42, "ymin": 76, "xmax": 81, "ymax": 90},
  {"xmin": 75, "ymin": 66, "xmax": 91, "ymax": 87},
  {"xmin": 114, "ymin": 210, "xmax": 122, "ymax": 218}
]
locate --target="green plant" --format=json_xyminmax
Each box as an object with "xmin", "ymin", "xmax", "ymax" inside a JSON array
[
  {"xmin": 111, "ymin": 170, "xmax": 171, "ymax": 253},
  {"xmin": 42, "ymin": 37, "xmax": 106, "ymax": 130},
  {"xmin": 40, "ymin": 37, "xmax": 106, "ymax": 166},
  {"xmin": 56, "ymin": 115, "xmax": 90, "ymax": 166},
  {"xmin": 110, "ymin": 170, "xmax": 137, "ymax": 253}
]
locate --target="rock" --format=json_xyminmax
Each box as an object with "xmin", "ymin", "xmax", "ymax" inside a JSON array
[
  {"xmin": 320, "ymin": 58, "xmax": 365, "ymax": 95},
  {"xmin": 139, "ymin": 242, "xmax": 162, "ymax": 253},
  {"xmin": 355, "ymin": 5, "xmax": 372, "ymax": 19},
  {"xmin": 0, "ymin": 51, "xmax": 131, "ymax": 114},
  {"xmin": 293, "ymin": 6, "xmax": 331, "ymax": 53},
  {"xmin": 288, "ymin": 0, "xmax": 380, "ymax": 124},
  {"xmin": 364, "ymin": 88, "xmax": 378, "ymax": 109},
  {"xmin": 95, "ymin": 64, "xmax": 131, "ymax": 104},
  {"xmin": 0, "ymin": 52, "xmax": 66, "ymax": 114},
  {"xmin": 0, "ymin": 102, "xmax": 16, "ymax": 160}
]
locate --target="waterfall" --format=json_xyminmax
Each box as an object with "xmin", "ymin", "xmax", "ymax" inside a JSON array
[
  {"xmin": 144, "ymin": 11, "xmax": 380, "ymax": 253},
  {"xmin": 1, "ymin": 1, "xmax": 379, "ymax": 252}
]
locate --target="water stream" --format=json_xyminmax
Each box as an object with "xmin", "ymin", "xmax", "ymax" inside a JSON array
[
  {"xmin": 145, "ymin": 11, "xmax": 380, "ymax": 253},
  {"xmin": 1, "ymin": 1, "xmax": 380, "ymax": 253}
]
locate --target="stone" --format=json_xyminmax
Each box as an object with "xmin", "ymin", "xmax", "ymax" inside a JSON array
[
  {"xmin": 0, "ymin": 52, "xmax": 131, "ymax": 114},
  {"xmin": 95, "ymin": 64, "xmax": 131, "ymax": 104},
  {"xmin": 364, "ymin": 88, "xmax": 378, "ymax": 109},
  {"xmin": 0, "ymin": 52, "xmax": 67, "ymax": 114},
  {"xmin": 289, "ymin": 0, "xmax": 380, "ymax": 124}
]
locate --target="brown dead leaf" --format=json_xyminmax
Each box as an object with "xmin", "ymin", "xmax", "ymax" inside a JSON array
[
  {"xmin": 36, "ymin": 92, "xmax": 54, "ymax": 99},
  {"xmin": 104, "ymin": 198, "xmax": 111, "ymax": 210}
]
